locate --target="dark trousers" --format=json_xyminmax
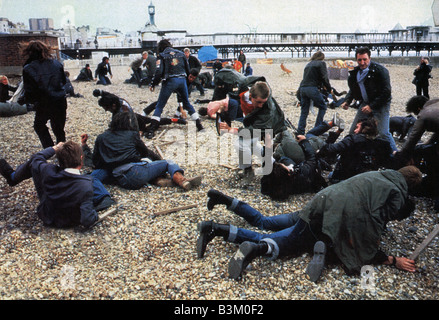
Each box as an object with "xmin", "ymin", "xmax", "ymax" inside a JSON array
[
  {"xmin": 416, "ymin": 84, "xmax": 429, "ymax": 99},
  {"xmin": 34, "ymin": 100, "xmax": 67, "ymax": 149}
]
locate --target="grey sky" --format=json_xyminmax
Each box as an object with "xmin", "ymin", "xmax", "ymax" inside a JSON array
[{"xmin": 0, "ymin": 0, "xmax": 435, "ymax": 34}]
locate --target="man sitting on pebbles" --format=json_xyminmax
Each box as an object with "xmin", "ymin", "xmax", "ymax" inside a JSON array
[
  {"xmin": 197, "ymin": 166, "xmax": 421, "ymax": 282},
  {"xmin": 81, "ymin": 112, "xmax": 202, "ymax": 191},
  {"xmin": 0, "ymin": 141, "xmax": 114, "ymax": 229}
]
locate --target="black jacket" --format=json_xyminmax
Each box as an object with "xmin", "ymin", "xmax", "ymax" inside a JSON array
[
  {"xmin": 318, "ymin": 133, "xmax": 393, "ymax": 181},
  {"xmin": 95, "ymin": 61, "xmax": 112, "ymax": 78},
  {"xmin": 299, "ymin": 60, "xmax": 331, "ymax": 91},
  {"xmin": 0, "ymin": 83, "xmax": 17, "ymax": 102},
  {"xmin": 93, "ymin": 130, "xmax": 160, "ymax": 171},
  {"xmin": 344, "ymin": 61, "xmax": 391, "ymax": 110},
  {"xmin": 261, "ymin": 139, "xmax": 326, "ymax": 200},
  {"xmin": 22, "ymin": 59, "xmax": 67, "ymax": 105},
  {"xmin": 413, "ymin": 63, "xmax": 432, "ymax": 86}
]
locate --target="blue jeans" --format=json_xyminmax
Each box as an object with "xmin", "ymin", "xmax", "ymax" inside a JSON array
[
  {"xmin": 98, "ymin": 75, "xmax": 111, "ymax": 85},
  {"xmin": 349, "ymin": 102, "xmax": 397, "ymax": 152},
  {"xmin": 305, "ymin": 121, "xmax": 331, "ymax": 139},
  {"xmin": 227, "ymin": 201, "xmax": 316, "ymax": 259},
  {"xmin": 114, "ymin": 160, "xmax": 182, "ymax": 190},
  {"xmin": 153, "ymin": 77, "xmax": 197, "ymax": 120},
  {"xmin": 298, "ymin": 86, "xmax": 327, "ymax": 135}
]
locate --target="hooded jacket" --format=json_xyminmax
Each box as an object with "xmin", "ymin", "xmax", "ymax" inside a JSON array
[{"xmin": 299, "ymin": 170, "xmax": 408, "ymax": 274}]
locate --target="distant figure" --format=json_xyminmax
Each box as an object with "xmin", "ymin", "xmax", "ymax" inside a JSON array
[
  {"xmin": 95, "ymin": 56, "xmax": 112, "ymax": 85},
  {"xmin": 184, "ymin": 48, "xmax": 204, "ymax": 95},
  {"xmin": 75, "ymin": 64, "xmax": 95, "ymax": 82},
  {"xmin": 297, "ymin": 51, "xmax": 331, "ymax": 135},
  {"xmin": 233, "ymin": 59, "xmax": 243, "ymax": 73},
  {"xmin": 0, "ymin": 75, "xmax": 17, "ymax": 102},
  {"xmin": 413, "ymin": 56, "xmax": 432, "ymax": 99},
  {"xmin": 244, "ymin": 63, "xmax": 253, "ymax": 76},
  {"xmin": 238, "ymin": 50, "xmax": 246, "ymax": 74},
  {"xmin": 21, "ymin": 40, "xmax": 67, "ymax": 149},
  {"xmin": 213, "ymin": 59, "xmax": 223, "ymax": 76}
]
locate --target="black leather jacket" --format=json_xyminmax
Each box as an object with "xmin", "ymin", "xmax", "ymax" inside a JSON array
[
  {"xmin": 22, "ymin": 59, "xmax": 67, "ymax": 104},
  {"xmin": 344, "ymin": 61, "xmax": 391, "ymax": 111}
]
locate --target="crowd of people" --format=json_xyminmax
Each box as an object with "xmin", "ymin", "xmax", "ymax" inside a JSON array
[{"xmin": 0, "ymin": 40, "xmax": 437, "ymax": 284}]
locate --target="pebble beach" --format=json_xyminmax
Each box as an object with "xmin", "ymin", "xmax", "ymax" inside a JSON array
[{"xmin": 0, "ymin": 59, "xmax": 438, "ymax": 301}]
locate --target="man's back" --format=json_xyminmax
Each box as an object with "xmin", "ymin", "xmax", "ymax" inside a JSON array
[{"xmin": 31, "ymin": 148, "xmax": 97, "ymax": 228}]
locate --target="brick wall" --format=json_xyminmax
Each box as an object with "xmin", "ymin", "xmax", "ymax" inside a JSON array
[{"xmin": 0, "ymin": 34, "xmax": 60, "ymax": 75}]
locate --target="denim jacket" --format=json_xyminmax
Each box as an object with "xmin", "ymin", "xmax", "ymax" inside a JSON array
[{"xmin": 151, "ymin": 47, "xmax": 189, "ymax": 87}]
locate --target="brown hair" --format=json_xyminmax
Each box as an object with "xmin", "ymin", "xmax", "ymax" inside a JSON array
[
  {"xmin": 21, "ymin": 40, "xmax": 53, "ymax": 61},
  {"xmin": 398, "ymin": 166, "xmax": 422, "ymax": 190},
  {"xmin": 311, "ymin": 51, "xmax": 325, "ymax": 61},
  {"xmin": 56, "ymin": 141, "xmax": 83, "ymax": 169},
  {"xmin": 359, "ymin": 117, "xmax": 378, "ymax": 137},
  {"xmin": 250, "ymin": 81, "xmax": 270, "ymax": 99}
]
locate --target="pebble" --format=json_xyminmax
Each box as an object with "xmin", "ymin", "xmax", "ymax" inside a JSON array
[{"xmin": 0, "ymin": 62, "xmax": 438, "ymax": 300}]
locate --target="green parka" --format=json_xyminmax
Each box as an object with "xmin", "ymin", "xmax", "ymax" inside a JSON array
[{"xmin": 299, "ymin": 170, "xmax": 408, "ymax": 274}]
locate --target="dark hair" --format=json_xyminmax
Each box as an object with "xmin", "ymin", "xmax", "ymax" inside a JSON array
[
  {"xmin": 109, "ymin": 111, "xmax": 138, "ymax": 132},
  {"xmin": 56, "ymin": 141, "xmax": 83, "ymax": 169},
  {"xmin": 157, "ymin": 39, "xmax": 172, "ymax": 53},
  {"xmin": 359, "ymin": 117, "xmax": 378, "ymax": 137},
  {"xmin": 198, "ymin": 107, "xmax": 208, "ymax": 116},
  {"xmin": 21, "ymin": 40, "xmax": 53, "ymax": 61},
  {"xmin": 355, "ymin": 47, "xmax": 371, "ymax": 58},
  {"xmin": 102, "ymin": 56, "xmax": 109, "ymax": 62},
  {"xmin": 96, "ymin": 90, "xmax": 121, "ymax": 113},
  {"xmin": 406, "ymin": 95, "xmax": 429, "ymax": 115}
]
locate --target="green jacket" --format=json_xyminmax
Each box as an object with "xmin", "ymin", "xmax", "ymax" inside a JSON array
[
  {"xmin": 238, "ymin": 76, "xmax": 287, "ymax": 137},
  {"xmin": 299, "ymin": 170, "xmax": 408, "ymax": 274}
]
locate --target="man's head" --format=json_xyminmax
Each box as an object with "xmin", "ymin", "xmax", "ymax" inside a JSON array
[
  {"xmin": 109, "ymin": 111, "xmax": 138, "ymax": 132},
  {"xmin": 188, "ymin": 68, "xmax": 200, "ymax": 83},
  {"xmin": 184, "ymin": 48, "xmax": 191, "ymax": 59},
  {"xmin": 0, "ymin": 75, "xmax": 8, "ymax": 85},
  {"xmin": 21, "ymin": 40, "xmax": 52, "ymax": 61},
  {"xmin": 355, "ymin": 47, "xmax": 371, "ymax": 70},
  {"xmin": 56, "ymin": 141, "xmax": 83, "ymax": 169},
  {"xmin": 311, "ymin": 51, "xmax": 325, "ymax": 61},
  {"xmin": 142, "ymin": 51, "xmax": 148, "ymax": 59},
  {"xmin": 249, "ymin": 81, "xmax": 270, "ymax": 108},
  {"xmin": 157, "ymin": 39, "xmax": 172, "ymax": 53},
  {"xmin": 102, "ymin": 56, "xmax": 109, "ymax": 63},
  {"xmin": 85, "ymin": 64, "xmax": 90, "ymax": 69},
  {"xmin": 354, "ymin": 117, "xmax": 378, "ymax": 136},
  {"xmin": 406, "ymin": 95, "xmax": 429, "ymax": 115},
  {"xmin": 94, "ymin": 89, "xmax": 120, "ymax": 113}
]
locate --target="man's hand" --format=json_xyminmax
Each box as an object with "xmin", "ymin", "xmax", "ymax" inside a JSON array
[
  {"xmin": 361, "ymin": 105, "xmax": 372, "ymax": 114},
  {"xmin": 53, "ymin": 142, "xmax": 64, "ymax": 152},
  {"xmin": 296, "ymin": 134, "xmax": 306, "ymax": 143},
  {"xmin": 341, "ymin": 102, "xmax": 349, "ymax": 110},
  {"xmin": 395, "ymin": 256, "xmax": 416, "ymax": 272},
  {"xmin": 81, "ymin": 133, "xmax": 88, "ymax": 145}
]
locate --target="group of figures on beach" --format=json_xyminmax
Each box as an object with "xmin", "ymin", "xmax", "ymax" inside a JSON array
[{"xmin": 0, "ymin": 39, "xmax": 438, "ymax": 283}]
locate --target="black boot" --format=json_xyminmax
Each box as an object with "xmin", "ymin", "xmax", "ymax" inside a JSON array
[
  {"xmin": 145, "ymin": 119, "xmax": 160, "ymax": 139},
  {"xmin": 207, "ymin": 189, "xmax": 234, "ymax": 211},
  {"xmin": 195, "ymin": 119, "xmax": 204, "ymax": 132},
  {"xmin": 305, "ymin": 241, "xmax": 327, "ymax": 282},
  {"xmin": 0, "ymin": 159, "xmax": 16, "ymax": 186},
  {"xmin": 196, "ymin": 221, "xmax": 230, "ymax": 258},
  {"xmin": 228, "ymin": 241, "xmax": 269, "ymax": 280}
]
